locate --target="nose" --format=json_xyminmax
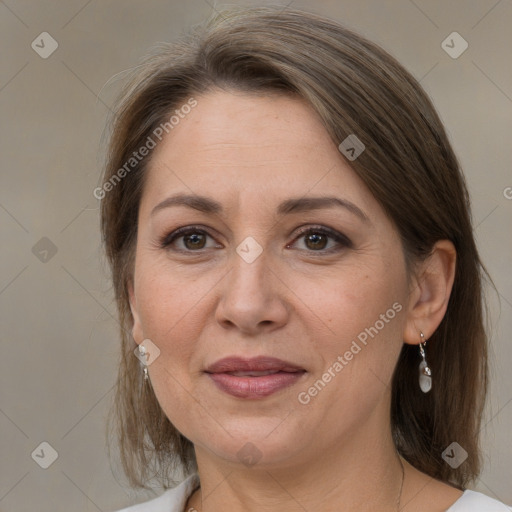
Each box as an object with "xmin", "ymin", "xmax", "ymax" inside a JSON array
[{"xmin": 214, "ymin": 249, "xmax": 290, "ymax": 335}]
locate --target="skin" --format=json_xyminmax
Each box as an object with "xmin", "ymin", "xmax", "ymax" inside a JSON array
[{"xmin": 128, "ymin": 90, "xmax": 461, "ymax": 511}]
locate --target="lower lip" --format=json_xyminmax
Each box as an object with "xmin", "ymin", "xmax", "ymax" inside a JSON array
[{"xmin": 207, "ymin": 371, "xmax": 305, "ymax": 399}]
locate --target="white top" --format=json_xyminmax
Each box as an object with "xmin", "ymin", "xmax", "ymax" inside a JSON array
[{"xmin": 113, "ymin": 473, "xmax": 512, "ymax": 512}]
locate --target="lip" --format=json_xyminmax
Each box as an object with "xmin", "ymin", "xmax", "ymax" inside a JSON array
[{"xmin": 205, "ymin": 356, "xmax": 306, "ymax": 399}]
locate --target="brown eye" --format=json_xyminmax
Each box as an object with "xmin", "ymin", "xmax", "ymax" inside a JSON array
[
  {"xmin": 304, "ymin": 232, "xmax": 328, "ymax": 250},
  {"xmin": 161, "ymin": 227, "xmax": 220, "ymax": 252},
  {"xmin": 183, "ymin": 232, "xmax": 206, "ymax": 250},
  {"xmin": 287, "ymin": 226, "xmax": 352, "ymax": 253}
]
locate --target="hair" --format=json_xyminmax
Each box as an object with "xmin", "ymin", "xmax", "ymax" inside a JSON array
[{"xmin": 102, "ymin": 5, "xmax": 491, "ymax": 490}]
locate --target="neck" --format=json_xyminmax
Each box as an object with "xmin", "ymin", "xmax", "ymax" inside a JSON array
[{"xmin": 189, "ymin": 421, "xmax": 405, "ymax": 512}]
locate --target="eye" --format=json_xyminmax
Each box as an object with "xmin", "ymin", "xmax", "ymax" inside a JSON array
[
  {"xmin": 159, "ymin": 225, "xmax": 351, "ymax": 254},
  {"xmin": 160, "ymin": 226, "xmax": 220, "ymax": 251},
  {"xmin": 288, "ymin": 226, "xmax": 352, "ymax": 252}
]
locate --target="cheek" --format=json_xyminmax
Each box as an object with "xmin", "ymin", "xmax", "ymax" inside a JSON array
[
  {"xmin": 134, "ymin": 266, "xmax": 207, "ymax": 434},
  {"xmin": 291, "ymin": 271, "xmax": 406, "ymax": 439},
  {"xmin": 133, "ymin": 262, "xmax": 209, "ymax": 387},
  {"xmin": 294, "ymin": 256, "xmax": 405, "ymax": 339},
  {"xmin": 135, "ymin": 251, "xmax": 212, "ymax": 335},
  {"xmin": 292, "ymin": 255, "xmax": 407, "ymax": 395}
]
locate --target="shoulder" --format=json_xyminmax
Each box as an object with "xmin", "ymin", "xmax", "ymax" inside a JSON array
[
  {"xmin": 447, "ymin": 490, "xmax": 511, "ymax": 511},
  {"xmin": 112, "ymin": 474, "xmax": 200, "ymax": 512}
]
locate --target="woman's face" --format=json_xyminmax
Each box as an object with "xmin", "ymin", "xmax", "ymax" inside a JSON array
[{"xmin": 129, "ymin": 90, "xmax": 414, "ymax": 468}]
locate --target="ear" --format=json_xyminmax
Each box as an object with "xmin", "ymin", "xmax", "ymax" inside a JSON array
[
  {"xmin": 403, "ymin": 240, "xmax": 456, "ymax": 344},
  {"xmin": 128, "ymin": 279, "xmax": 144, "ymax": 344}
]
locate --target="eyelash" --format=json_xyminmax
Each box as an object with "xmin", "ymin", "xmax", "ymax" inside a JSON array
[{"xmin": 159, "ymin": 225, "xmax": 352, "ymax": 254}]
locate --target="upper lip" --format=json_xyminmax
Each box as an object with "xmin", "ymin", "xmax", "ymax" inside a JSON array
[{"xmin": 205, "ymin": 356, "xmax": 305, "ymax": 374}]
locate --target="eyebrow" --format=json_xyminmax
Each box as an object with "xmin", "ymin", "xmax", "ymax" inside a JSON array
[{"xmin": 150, "ymin": 193, "xmax": 369, "ymax": 223}]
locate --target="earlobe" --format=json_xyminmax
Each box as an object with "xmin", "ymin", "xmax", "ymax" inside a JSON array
[{"xmin": 403, "ymin": 240, "xmax": 456, "ymax": 345}]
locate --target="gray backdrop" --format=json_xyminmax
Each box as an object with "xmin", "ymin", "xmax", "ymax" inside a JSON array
[{"xmin": 1, "ymin": 1, "xmax": 511, "ymax": 510}]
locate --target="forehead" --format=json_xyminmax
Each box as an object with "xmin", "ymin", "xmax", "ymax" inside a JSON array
[
  {"xmin": 153, "ymin": 90, "xmax": 332, "ymax": 161},
  {"xmin": 140, "ymin": 90, "xmax": 377, "ymax": 218}
]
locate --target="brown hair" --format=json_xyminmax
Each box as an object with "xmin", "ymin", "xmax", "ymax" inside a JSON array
[{"xmin": 102, "ymin": 6, "xmax": 491, "ymax": 490}]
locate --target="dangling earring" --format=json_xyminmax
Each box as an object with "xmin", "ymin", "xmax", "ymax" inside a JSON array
[
  {"xmin": 138, "ymin": 344, "xmax": 149, "ymax": 381},
  {"xmin": 418, "ymin": 332, "xmax": 432, "ymax": 393}
]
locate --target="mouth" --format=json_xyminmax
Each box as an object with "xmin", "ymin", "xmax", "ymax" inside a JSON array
[{"xmin": 205, "ymin": 356, "xmax": 306, "ymax": 399}]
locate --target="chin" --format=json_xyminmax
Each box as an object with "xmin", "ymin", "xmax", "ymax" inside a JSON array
[{"xmin": 192, "ymin": 416, "xmax": 314, "ymax": 469}]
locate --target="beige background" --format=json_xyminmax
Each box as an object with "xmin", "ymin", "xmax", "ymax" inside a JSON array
[{"xmin": 0, "ymin": 0, "xmax": 511, "ymax": 510}]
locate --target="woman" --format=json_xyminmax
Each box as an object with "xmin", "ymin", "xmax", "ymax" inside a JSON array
[{"xmin": 101, "ymin": 6, "xmax": 511, "ymax": 512}]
